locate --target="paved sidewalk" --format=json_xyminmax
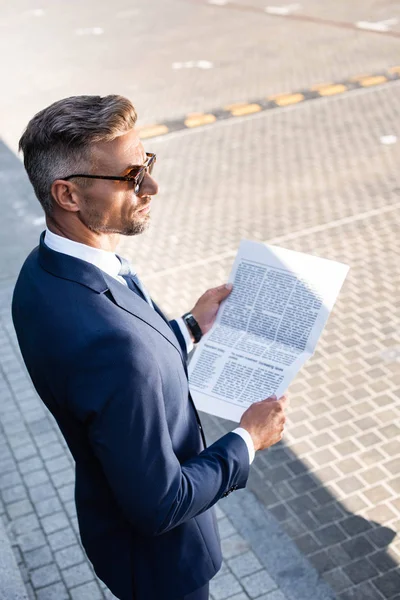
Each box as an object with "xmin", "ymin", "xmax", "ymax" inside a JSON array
[{"xmin": 0, "ymin": 139, "xmax": 335, "ymax": 599}]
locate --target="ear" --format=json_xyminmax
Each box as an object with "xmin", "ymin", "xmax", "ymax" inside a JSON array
[{"xmin": 51, "ymin": 180, "xmax": 81, "ymax": 212}]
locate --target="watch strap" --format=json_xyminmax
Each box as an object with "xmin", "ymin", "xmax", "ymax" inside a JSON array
[{"xmin": 182, "ymin": 312, "xmax": 203, "ymax": 344}]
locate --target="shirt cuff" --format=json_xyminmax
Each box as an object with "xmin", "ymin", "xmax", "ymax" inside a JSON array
[
  {"xmin": 232, "ymin": 428, "xmax": 255, "ymax": 464},
  {"xmin": 176, "ymin": 317, "xmax": 194, "ymax": 354}
]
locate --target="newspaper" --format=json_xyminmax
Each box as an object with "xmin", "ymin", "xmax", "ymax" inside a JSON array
[{"xmin": 188, "ymin": 240, "xmax": 349, "ymax": 422}]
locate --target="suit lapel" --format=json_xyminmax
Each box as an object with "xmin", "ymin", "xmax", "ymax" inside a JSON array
[
  {"xmin": 38, "ymin": 232, "xmax": 183, "ymax": 359},
  {"xmin": 103, "ymin": 274, "xmax": 183, "ymax": 358}
]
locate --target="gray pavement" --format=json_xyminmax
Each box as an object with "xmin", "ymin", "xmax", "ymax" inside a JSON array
[{"xmin": 0, "ymin": 0, "xmax": 400, "ymax": 599}]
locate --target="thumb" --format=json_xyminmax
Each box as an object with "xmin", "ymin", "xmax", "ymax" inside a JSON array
[
  {"xmin": 209, "ymin": 283, "xmax": 233, "ymax": 302},
  {"xmin": 215, "ymin": 283, "xmax": 233, "ymax": 299}
]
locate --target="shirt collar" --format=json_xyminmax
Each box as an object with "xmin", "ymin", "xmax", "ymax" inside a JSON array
[{"xmin": 44, "ymin": 228, "xmax": 122, "ymax": 279}]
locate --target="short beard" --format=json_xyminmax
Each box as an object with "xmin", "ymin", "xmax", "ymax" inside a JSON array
[{"xmin": 79, "ymin": 204, "xmax": 151, "ymax": 237}]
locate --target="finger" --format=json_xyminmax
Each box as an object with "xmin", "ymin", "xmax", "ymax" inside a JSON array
[
  {"xmin": 278, "ymin": 395, "xmax": 288, "ymax": 407},
  {"xmin": 210, "ymin": 283, "xmax": 233, "ymax": 300},
  {"xmin": 263, "ymin": 394, "xmax": 278, "ymax": 402}
]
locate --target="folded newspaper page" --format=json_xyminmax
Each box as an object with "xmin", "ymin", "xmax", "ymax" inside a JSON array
[{"xmin": 188, "ymin": 240, "xmax": 349, "ymax": 422}]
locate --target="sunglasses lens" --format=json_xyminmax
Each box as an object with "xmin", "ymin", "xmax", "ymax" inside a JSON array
[{"xmin": 134, "ymin": 170, "xmax": 146, "ymax": 194}]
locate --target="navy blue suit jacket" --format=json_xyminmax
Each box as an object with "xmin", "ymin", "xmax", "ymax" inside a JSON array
[{"xmin": 12, "ymin": 233, "xmax": 250, "ymax": 600}]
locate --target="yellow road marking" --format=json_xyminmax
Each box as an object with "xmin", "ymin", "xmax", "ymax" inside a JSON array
[
  {"xmin": 184, "ymin": 113, "xmax": 217, "ymax": 127},
  {"xmin": 225, "ymin": 103, "xmax": 262, "ymax": 116},
  {"xmin": 358, "ymin": 75, "xmax": 387, "ymax": 86},
  {"xmin": 139, "ymin": 124, "xmax": 169, "ymax": 139},
  {"xmin": 271, "ymin": 93, "xmax": 304, "ymax": 106},
  {"xmin": 317, "ymin": 84, "xmax": 347, "ymax": 96},
  {"xmin": 137, "ymin": 70, "xmax": 396, "ymax": 139}
]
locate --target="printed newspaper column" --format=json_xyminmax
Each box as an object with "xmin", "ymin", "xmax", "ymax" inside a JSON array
[{"xmin": 188, "ymin": 240, "xmax": 349, "ymax": 422}]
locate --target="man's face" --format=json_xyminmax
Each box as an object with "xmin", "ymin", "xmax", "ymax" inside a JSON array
[{"xmin": 76, "ymin": 129, "xmax": 158, "ymax": 236}]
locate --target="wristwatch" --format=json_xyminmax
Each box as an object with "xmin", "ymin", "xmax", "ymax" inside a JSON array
[{"xmin": 182, "ymin": 312, "xmax": 203, "ymax": 344}]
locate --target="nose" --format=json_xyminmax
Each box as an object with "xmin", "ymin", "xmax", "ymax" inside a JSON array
[{"xmin": 138, "ymin": 173, "xmax": 159, "ymax": 197}]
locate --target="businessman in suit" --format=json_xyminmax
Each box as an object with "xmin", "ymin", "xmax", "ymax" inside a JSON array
[{"xmin": 12, "ymin": 95, "xmax": 287, "ymax": 600}]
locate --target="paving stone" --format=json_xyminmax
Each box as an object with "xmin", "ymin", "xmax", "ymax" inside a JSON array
[
  {"xmin": 369, "ymin": 550, "xmax": 399, "ymax": 574},
  {"xmin": 227, "ymin": 550, "xmax": 263, "ymax": 579},
  {"xmin": 210, "ymin": 572, "xmax": 243, "ymax": 600},
  {"xmin": 366, "ymin": 527, "xmax": 397, "ymax": 549},
  {"xmin": 48, "ymin": 527, "xmax": 78, "ymax": 551},
  {"xmin": 255, "ymin": 592, "xmax": 287, "ymax": 600},
  {"xmin": 54, "ymin": 544, "xmax": 86, "ymax": 569},
  {"xmin": 338, "ymin": 580, "xmax": 386, "ymax": 600},
  {"xmin": 6, "ymin": 498, "xmax": 33, "ymax": 519},
  {"xmin": 221, "ymin": 535, "xmax": 250, "ymax": 559},
  {"xmin": 340, "ymin": 516, "xmax": 373, "ymax": 537},
  {"xmin": 214, "ymin": 504, "xmax": 225, "ymax": 520},
  {"xmin": 36, "ymin": 581, "xmax": 69, "ymax": 600},
  {"xmin": 18, "ymin": 529, "xmax": 47, "ymax": 552},
  {"xmin": 323, "ymin": 568, "xmax": 353, "ymax": 593},
  {"xmin": 309, "ymin": 550, "xmax": 336, "ymax": 574},
  {"xmin": 62, "ymin": 561, "xmax": 94, "ymax": 588},
  {"xmin": 24, "ymin": 545, "xmax": 53, "ymax": 570},
  {"xmin": 28, "ymin": 418, "xmax": 55, "ymax": 436},
  {"xmin": 51, "ymin": 468, "xmax": 75, "ymax": 488},
  {"xmin": 11, "ymin": 512, "xmax": 40, "ymax": 535},
  {"xmin": 294, "ymin": 533, "xmax": 321, "ymax": 555},
  {"xmin": 343, "ymin": 536, "xmax": 376, "ymax": 561},
  {"xmin": 0, "ymin": 469, "xmax": 22, "ymax": 488},
  {"xmin": 30, "ymin": 563, "xmax": 61, "ymax": 589},
  {"xmin": 35, "ymin": 432, "xmax": 59, "ymax": 447},
  {"xmin": 218, "ymin": 517, "xmax": 237, "ymax": 539},
  {"xmin": 343, "ymin": 558, "xmax": 379, "ymax": 585},
  {"xmin": 45, "ymin": 455, "xmax": 71, "ymax": 474},
  {"xmin": 29, "ymin": 482, "xmax": 57, "ymax": 502},
  {"xmin": 314, "ymin": 524, "xmax": 348, "ymax": 546},
  {"xmin": 215, "ymin": 594, "xmax": 249, "ymax": 600},
  {"xmin": 18, "ymin": 455, "xmax": 45, "ymax": 475},
  {"xmin": 70, "ymin": 581, "xmax": 104, "ymax": 600},
  {"xmin": 372, "ymin": 569, "xmax": 400, "ymax": 598},
  {"xmin": 39, "ymin": 442, "xmax": 65, "ymax": 461},
  {"xmin": 34, "ymin": 496, "xmax": 63, "ymax": 518},
  {"xmin": 288, "ymin": 474, "xmax": 319, "ymax": 495},
  {"xmin": 58, "ymin": 484, "xmax": 75, "ymax": 503},
  {"xmin": 24, "ymin": 469, "xmax": 50, "ymax": 488},
  {"xmin": 242, "ymin": 569, "xmax": 277, "ymax": 598},
  {"xmin": 41, "ymin": 511, "xmax": 70, "ymax": 535}
]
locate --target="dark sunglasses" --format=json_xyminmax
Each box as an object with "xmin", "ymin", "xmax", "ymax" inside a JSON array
[{"xmin": 62, "ymin": 152, "xmax": 156, "ymax": 195}]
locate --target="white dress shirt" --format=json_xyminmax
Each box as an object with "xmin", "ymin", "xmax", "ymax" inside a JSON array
[{"xmin": 44, "ymin": 229, "xmax": 255, "ymax": 464}]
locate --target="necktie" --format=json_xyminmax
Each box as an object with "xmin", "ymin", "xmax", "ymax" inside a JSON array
[{"xmin": 117, "ymin": 256, "xmax": 153, "ymax": 307}]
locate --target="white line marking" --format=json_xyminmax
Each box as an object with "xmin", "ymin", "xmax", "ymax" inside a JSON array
[
  {"xmin": 75, "ymin": 27, "xmax": 104, "ymax": 36},
  {"xmin": 356, "ymin": 18, "xmax": 398, "ymax": 32},
  {"xmin": 145, "ymin": 202, "xmax": 400, "ymax": 280},
  {"xmin": 24, "ymin": 8, "xmax": 45, "ymax": 17},
  {"xmin": 265, "ymin": 3, "xmax": 301, "ymax": 16},
  {"xmin": 172, "ymin": 61, "xmax": 214, "ymax": 70},
  {"xmin": 380, "ymin": 135, "xmax": 397, "ymax": 145}
]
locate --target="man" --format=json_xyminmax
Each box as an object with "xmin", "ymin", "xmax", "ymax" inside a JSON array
[{"xmin": 12, "ymin": 95, "xmax": 287, "ymax": 600}]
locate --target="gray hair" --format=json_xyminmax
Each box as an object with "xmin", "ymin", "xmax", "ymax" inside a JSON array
[{"xmin": 19, "ymin": 95, "xmax": 137, "ymax": 215}]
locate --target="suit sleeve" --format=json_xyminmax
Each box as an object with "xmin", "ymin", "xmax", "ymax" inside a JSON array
[
  {"xmin": 67, "ymin": 331, "xmax": 249, "ymax": 537},
  {"xmin": 169, "ymin": 318, "xmax": 188, "ymax": 359}
]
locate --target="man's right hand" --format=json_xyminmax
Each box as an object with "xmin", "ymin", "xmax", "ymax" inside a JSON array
[{"xmin": 240, "ymin": 395, "xmax": 288, "ymax": 452}]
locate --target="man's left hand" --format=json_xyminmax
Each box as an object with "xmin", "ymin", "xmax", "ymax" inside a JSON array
[{"xmin": 189, "ymin": 283, "xmax": 233, "ymax": 337}]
